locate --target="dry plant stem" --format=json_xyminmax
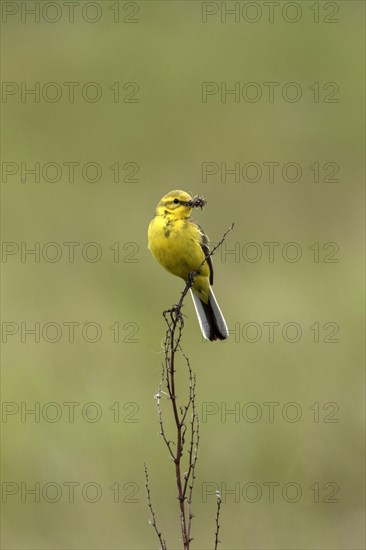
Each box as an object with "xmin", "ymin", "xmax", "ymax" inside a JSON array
[
  {"xmin": 214, "ymin": 492, "xmax": 222, "ymax": 549},
  {"xmin": 144, "ymin": 463, "xmax": 167, "ymax": 550},
  {"xmin": 163, "ymin": 224, "xmax": 233, "ymax": 548},
  {"xmin": 184, "ymin": 358, "xmax": 199, "ymax": 539},
  {"xmin": 147, "ymin": 223, "xmax": 234, "ymax": 550},
  {"xmin": 167, "ymin": 320, "xmax": 189, "ymax": 547}
]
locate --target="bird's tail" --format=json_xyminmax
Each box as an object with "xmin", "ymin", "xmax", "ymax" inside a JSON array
[{"xmin": 190, "ymin": 288, "xmax": 229, "ymax": 341}]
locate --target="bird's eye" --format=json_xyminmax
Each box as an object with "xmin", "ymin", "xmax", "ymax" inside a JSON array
[{"xmin": 173, "ymin": 198, "xmax": 179, "ymax": 204}]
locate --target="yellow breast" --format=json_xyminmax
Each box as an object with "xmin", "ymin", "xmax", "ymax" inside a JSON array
[{"xmin": 148, "ymin": 215, "xmax": 209, "ymax": 283}]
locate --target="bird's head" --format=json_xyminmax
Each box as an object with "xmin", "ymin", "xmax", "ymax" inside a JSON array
[{"xmin": 156, "ymin": 190, "xmax": 207, "ymax": 217}]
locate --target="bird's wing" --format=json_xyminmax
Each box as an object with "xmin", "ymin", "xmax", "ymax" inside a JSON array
[{"xmin": 192, "ymin": 220, "xmax": 214, "ymax": 285}]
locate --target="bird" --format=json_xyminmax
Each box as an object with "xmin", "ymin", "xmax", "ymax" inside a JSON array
[{"xmin": 148, "ymin": 190, "xmax": 228, "ymax": 341}]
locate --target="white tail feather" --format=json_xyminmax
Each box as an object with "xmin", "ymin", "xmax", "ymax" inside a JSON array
[
  {"xmin": 190, "ymin": 288, "xmax": 228, "ymax": 341},
  {"xmin": 190, "ymin": 289, "xmax": 211, "ymax": 340}
]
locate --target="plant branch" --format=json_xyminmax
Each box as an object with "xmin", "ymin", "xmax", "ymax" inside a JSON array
[
  {"xmin": 144, "ymin": 463, "xmax": 167, "ymax": 550},
  {"xmin": 214, "ymin": 490, "xmax": 222, "ymax": 550},
  {"xmin": 146, "ymin": 221, "xmax": 234, "ymax": 549}
]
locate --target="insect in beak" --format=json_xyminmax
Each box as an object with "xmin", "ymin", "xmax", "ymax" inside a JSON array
[{"xmin": 181, "ymin": 195, "xmax": 207, "ymax": 209}]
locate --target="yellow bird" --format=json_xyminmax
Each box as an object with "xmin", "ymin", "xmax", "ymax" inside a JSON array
[{"xmin": 148, "ymin": 190, "xmax": 228, "ymax": 341}]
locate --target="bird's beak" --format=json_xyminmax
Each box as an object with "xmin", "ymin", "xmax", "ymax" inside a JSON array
[{"xmin": 181, "ymin": 195, "xmax": 207, "ymax": 209}]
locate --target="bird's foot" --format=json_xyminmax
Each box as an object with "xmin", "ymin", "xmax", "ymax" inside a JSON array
[{"xmin": 188, "ymin": 271, "xmax": 196, "ymax": 287}]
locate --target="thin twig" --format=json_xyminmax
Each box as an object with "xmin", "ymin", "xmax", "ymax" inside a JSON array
[
  {"xmin": 214, "ymin": 490, "xmax": 222, "ymax": 549},
  {"xmin": 185, "ymin": 360, "xmax": 199, "ymax": 542},
  {"xmin": 155, "ymin": 386, "xmax": 175, "ymax": 462},
  {"xmin": 144, "ymin": 463, "xmax": 167, "ymax": 550}
]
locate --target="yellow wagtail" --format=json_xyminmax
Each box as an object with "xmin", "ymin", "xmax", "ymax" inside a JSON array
[{"xmin": 148, "ymin": 190, "xmax": 228, "ymax": 341}]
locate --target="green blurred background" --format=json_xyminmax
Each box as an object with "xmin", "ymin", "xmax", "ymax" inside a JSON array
[{"xmin": 1, "ymin": 1, "xmax": 364, "ymax": 548}]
